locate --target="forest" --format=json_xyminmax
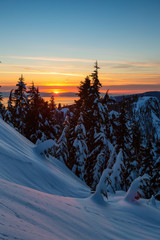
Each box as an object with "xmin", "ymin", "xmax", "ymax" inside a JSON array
[{"xmin": 0, "ymin": 62, "xmax": 159, "ymax": 199}]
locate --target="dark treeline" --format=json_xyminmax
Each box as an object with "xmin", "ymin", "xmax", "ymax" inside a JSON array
[{"xmin": 0, "ymin": 62, "xmax": 159, "ymax": 199}]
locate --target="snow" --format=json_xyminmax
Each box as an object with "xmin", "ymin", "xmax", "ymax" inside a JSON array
[
  {"xmin": 0, "ymin": 180, "xmax": 160, "ymax": 240},
  {"xmin": 0, "ymin": 118, "xmax": 89, "ymax": 197},
  {"xmin": 35, "ymin": 139, "xmax": 57, "ymax": 155},
  {"xmin": 133, "ymin": 96, "xmax": 160, "ymax": 139},
  {"xmin": 0, "ymin": 118, "xmax": 160, "ymax": 240},
  {"xmin": 134, "ymin": 96, "xmax": 151, "ymax": 112},
  {"xmin": 125, "ymin": 175, "xmax": 150, "ymax": 202}
]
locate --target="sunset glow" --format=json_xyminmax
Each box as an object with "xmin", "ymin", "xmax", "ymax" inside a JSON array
[
  {"xmin": 0, "ymin": 0, "xmax": 160, "ymax": 101},
  {"xmin": 53, "ymin": 90, "xmax": 60, "ymax": 95}
]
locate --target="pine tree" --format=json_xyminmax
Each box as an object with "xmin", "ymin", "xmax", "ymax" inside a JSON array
[
  {"xmin": 90, "ymin": 61, "xmax": 101, "ymax": 100},
  {"xmin": 106, "ymin": 148, "xmax": 126, "ymax": 192},
  {"xmin": 27, "ymin": 81, "xmax": 37, "ymax": 101},
  {"xmin": 12, "ymin": 75, "xmax": 29, "ymax": 133},
  {"xmin": 129, "ymin": 121, "xmax": 143, "ymax": 181},
  {"xmin": 25, "ymin": 86, "xmax": 46, "ymax": 142},
  {"xmin": 72, "ymin": 113, "xmax": 88, "ymax": 180},
  {"xmin": 92, "ymin": 125, "xmax": 112, "ymax": 189},
  {"xmin": 0, "ymin": 85, "xmax": 3, "ymax": 103},
  {"xmin": 82, "ymin": 62, "xmax": 112, "ymax": 187},
  {"xmin": 0, "ymin": 85, "xmax": 5, "ymax": 119},
  {"xmin": 116, "ymin": 100, "xmax": 130, "ymax": 151},
  {"xmin": 49, "ymin": 95, "xmax": 56, "ymax": 111},
  {"xmin": 56, "ymin": 115, "xmax": 70, "ymax": 163},
  {"xmin": 151, "ymin": 157, "xmax": 160, "ymax": 196},
  {"xmin": 0, "ymin": 86, "xmax": 5, "ymax": 119},
  {"xmin": 4, "ymin": 89, "xmax": 14, "ymax": 124}
]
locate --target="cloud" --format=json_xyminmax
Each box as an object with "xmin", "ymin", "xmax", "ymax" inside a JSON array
[
  {"xmin": 3, "ymin": 56, "xmax": 95, "ymax": 63},
  {"xmin": 2, "ymin": 55, "xmax": 160, "ymax": 69},
  {"xmin": 0, "ymin": 69, "xmax": 82, "ymax": 77}
]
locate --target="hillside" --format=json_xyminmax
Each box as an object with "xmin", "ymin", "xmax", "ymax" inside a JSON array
[
  {"xmin": 0, "ymin": 118, "xmax": 89, "ymax": 197},
  {"xmin": 0, "ymin": 119, "xmax": 160, "ymax": 240}
]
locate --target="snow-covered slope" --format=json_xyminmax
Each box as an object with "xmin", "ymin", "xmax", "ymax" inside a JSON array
[
  {"xmin": 0, "ymin": 179, "xmax": 160, "ymax": 240},
  {"xmin": 0, "ymin": 118, "xmax": 160, "ymax": 240},
  {"xmin": 0, "ymin": 118, "xmax": 89, "ymax": 197},
  {"xmin": 133, "ymin": 96, "xmax": 160, "ymax": 139}
]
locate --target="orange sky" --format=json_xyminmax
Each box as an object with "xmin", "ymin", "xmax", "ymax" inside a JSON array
[{"xmin": 0, "ymin": 56, "xmax": 160, "ymax": 95}]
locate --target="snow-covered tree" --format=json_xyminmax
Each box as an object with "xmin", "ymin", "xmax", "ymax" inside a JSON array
[
  {"xmin": 12, "ymin": 75, "xmax": 29, "ymax": 133},
  {"xmin": 104, "ymin": 148, "xmax": 131, "ymax": 192},
  {"xmin": 56, "ymin": 115, "xmax": 70, "ymax": 163},
  {"xmin": 151, "ymin": 156, "xmax": 160, "ymax": 196},
  {"xmin": 72, "ymin": 113, "xmax": 88, "ymax": 180},
  {"xmin": 125, "ymin": 174, "xmax": 150, "ymax": 202},
  {"xmin": 91, "ymin": 126, "xmax": 112, "ymax": 189},
  {"xmin": 0, "ymin": 85, "xmax": 5, "ymax": 119},
  {"xmin": 91, "ymin": 169, "xmax": 109, "ymax": 204}
]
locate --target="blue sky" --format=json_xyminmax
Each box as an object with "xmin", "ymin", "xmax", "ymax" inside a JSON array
[{"xmin": 0, "ymin": 0, "xmax": 160, "ymax": 95}]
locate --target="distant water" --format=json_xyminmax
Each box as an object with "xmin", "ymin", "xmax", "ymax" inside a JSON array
[{"xmin": 2, "ymin": 96, "xmax": 78, "ymax": 107}]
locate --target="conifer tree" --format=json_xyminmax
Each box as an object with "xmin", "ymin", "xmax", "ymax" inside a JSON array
[
  {"xmin": 0, "ymin": 85, "xmax": 5, "ymax": 119},
  {"xmin": 105, "ymin": 148, "xmax": 127, "ymax": 192},
  {"xmin": 0, "ymin": 85, "xmax": 3, "ymax": 104},
  {"xmin": 25, "ymin": 86, "xmax": 43, "ymax": 142},
  {"xmin": 82, "ymin": 62, "xmax": 112, "ymax": 187},
  {"xmin": 25, "ymin": 86, "xmax": 56, "ymax": 143},
  {"xmin": 56, "ymin": 115, "xmax": 70, "ymax": 163},
  {"xmin": 49, "ymin": 95, "xmax": 56, "ymax": 111},
  {"xmin": 5, "ymin": 89, "xmax": 14, "ymax": 124},
  {"xmin": 92, "ymin": 125, "xmax": 112, "ymax": 188},
  {"xmin": 116, "ymin": 100, "xmax": 130, "ymax": 151},
  {"xmin": 12, "ymin": 75, "xmax": 29, "ymax": 133},
  {"xmin": 72, "ymin": 113, "xmax": 88, "ymax": 180},
  {"xmin": 140, "ymin": 138, "xmax": 154, "ymax": 177},
  {"xmin": 90, "ymin": 61, "xmax": 101, "ymax": 100},
  {"xmin": 151, "ymin": 157, "xmax": 160, "ymax": 196}
]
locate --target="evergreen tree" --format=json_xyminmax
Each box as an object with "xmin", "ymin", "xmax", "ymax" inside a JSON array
[
  {"xmin": 151, "ymin": 157, "xmax": 160, "ymax": 196},
  {"xmin": 49, "ymin": 95, "xmax": 56, "ymax": 111},
  {"xmin": 140, "ymin": 138, "xmax": 154, "ymax": 177},
  {"xmin": 81, "ymin": 62, "xmax": 112, "ymax": 187},
  {"xmin": 12, "ymin": 75, "xmax": 29, "ymax": 133},
  {"xmin": 25, "ymin": 86, "xmax": 43, "ymax": 142},
  {"xmin": 92, "ymin": 125, "xmax": 112, "ymax": 189},
  {"xmin": 116, "ymin": 100, "xmax": 130, "ymax": 151},
  {"xmin": 72, "ymin": 113, "xmax": 88, "ymax": 180},
  {"xmin": 105, "ymin": 148, "xmax": 127, "ymax": 192},
  {"xmin": 0, "ymin": 85, "xmax": 3, "ymax": 103},
  {"xmin": 56, "ymin": 115, "xmax": 70, "ymax": 163},
  {"xmin": 25, "ymin": 85, "xmax": 57, "ymax": 143},
  {"xmin": 4, "ymin": 89, "xmax": 14, "ymax": 124},
  {"xmin": 90, "ymin": 61, "xmax": 101, "ymax": 100},
  {"xmin": 0, "ymin": 85, "xmax": 5, "ymax": 119}
]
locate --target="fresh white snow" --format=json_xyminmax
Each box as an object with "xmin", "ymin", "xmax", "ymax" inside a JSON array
[
  {"xmin": 0, "ymin": 118, "xmax": 160, "ymax": 240},
  {"xmin": 0, "ymin": 118, "xmax": 89, "ymax": 197}
]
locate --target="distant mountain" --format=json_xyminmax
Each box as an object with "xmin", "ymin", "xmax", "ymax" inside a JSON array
[
  {"xmin": 115, "ymin": 91, "xmax": 160, "ymax": 102},
  {"xmin": 132, "ymin": 96, "xmax": 160, "ymax": 140}
]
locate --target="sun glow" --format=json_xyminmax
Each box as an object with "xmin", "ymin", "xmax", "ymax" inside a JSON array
[{"xmin": 53, "ymin": 91, "xmax": 60, "ymax": 94}]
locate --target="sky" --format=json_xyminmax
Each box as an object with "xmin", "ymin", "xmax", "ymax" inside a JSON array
[{"xmin": 0, "ymin": 0, "xmax": 160, "ymax": 96}]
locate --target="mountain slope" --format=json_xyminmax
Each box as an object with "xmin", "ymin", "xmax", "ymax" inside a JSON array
[
  {"xmin": 0, "ymin": 119, "xmax": 160, "ymax": 240},
  {"xmin": 0, "ymin": 118, "xmax": 89, "ymax": 197},
  {"xmin": 133, "ymin": 96, "xmax": 160, "ymax": 139},
  {"xmin": 0, "ymin": 179, "xmax": 160, "ymax": 240}
]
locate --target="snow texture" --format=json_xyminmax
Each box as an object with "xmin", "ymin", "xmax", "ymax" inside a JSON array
[{"xmin": 0, "ymin": 118, "xmax": 160, "ymax": 240}]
